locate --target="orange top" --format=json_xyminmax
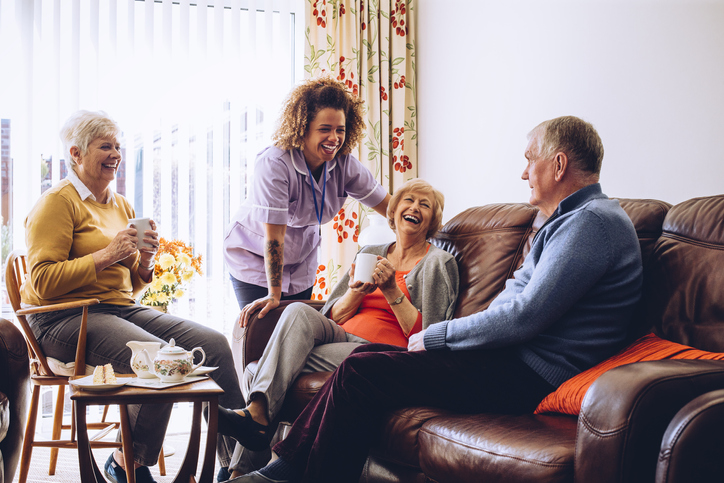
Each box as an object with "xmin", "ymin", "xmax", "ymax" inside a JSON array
[{"xmin": 340, "ymin": 269, "xmax": 423, "ymax": 347}]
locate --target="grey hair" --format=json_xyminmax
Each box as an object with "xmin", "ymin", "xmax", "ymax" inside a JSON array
[
  {"xmin": 59, "ymin": 110, "xmax": 120, "ymax": 172},
  {"xmin": 529, "ymin": 116, "xmax": 604, "ymax": 175}
]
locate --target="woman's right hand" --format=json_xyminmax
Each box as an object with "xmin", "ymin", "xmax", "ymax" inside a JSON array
[
  {"xmin": 347, "ymin": 263, "xmax": 377, "ymax": 295},
  {"xmin": 239, "ymin": 295, "xmax": 281, "ymax": 328},
  {"xmin": 92, "ymin": 227, "xmax": 139, "ymax": 272},
  {"xmin": 107, "ymin": 227, "xmax": 140, "ymax": 261}
]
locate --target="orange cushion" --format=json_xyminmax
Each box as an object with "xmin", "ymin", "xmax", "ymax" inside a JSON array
[{"xmin": 534, "ymin": 333, "xmax": 724, "ymax": 416}]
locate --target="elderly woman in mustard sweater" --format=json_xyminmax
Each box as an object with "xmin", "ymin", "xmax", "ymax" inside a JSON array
[{"xmin": 21, "ymin": 110, "xmax": 244, "ymax": 483}]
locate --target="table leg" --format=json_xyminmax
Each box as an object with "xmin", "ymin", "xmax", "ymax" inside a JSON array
[
  {"xmin": 199, "ymin": 398, "xmax": 218, "ymax": 483},
  {"xmin": 75, "ymin": 400, "xmax": 103, "ymax": 483},
  {"xmin": 173, "ymin": 402, "xmax": 202, "ymax": 483},
  {"xmin": 119, "ymin": 404, "xmax": 137, "ymax": 483}
]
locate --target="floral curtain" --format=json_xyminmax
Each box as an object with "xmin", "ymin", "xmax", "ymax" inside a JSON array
[{"xmin": 307, "ymin": 0, "xmax": 418, "ymax": 300}]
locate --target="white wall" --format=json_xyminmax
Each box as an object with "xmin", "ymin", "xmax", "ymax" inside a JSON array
[{"xmin": 417, "ymin": 0, "xmax": 724, "ymax": 222}]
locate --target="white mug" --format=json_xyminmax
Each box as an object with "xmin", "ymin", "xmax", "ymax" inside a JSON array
[
  {"xmin": 127, "ymin": 218, "xmax": 153, "ymax": 249},
  {"xmin": 354, "ymin": 253, "xmax": 378, "ymax": 284}
]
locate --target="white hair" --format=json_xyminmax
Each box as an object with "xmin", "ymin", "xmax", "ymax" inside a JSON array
[{"xmin": 59, "ymin": 110, "xmax": 120, "ymax": 172}]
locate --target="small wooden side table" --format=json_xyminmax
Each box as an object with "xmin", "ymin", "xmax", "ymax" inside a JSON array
[{"xmin": 70, "ymin": 376, "xmax": 223, "ymax": 483}]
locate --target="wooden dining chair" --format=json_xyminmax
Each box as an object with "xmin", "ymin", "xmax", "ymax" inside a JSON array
[{"xmin": 5, "ymin": 250, "xmax": 166, "ymax": 482}]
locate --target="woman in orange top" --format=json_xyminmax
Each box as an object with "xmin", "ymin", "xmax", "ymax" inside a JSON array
[{"xmin": 220, "ymin": 179, "xmax": 459, "ymax": 477}]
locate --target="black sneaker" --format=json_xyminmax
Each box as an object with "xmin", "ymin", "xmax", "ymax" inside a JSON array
[
  {"xmin": 217, "ymin": 466, "xmax": 232, "ymax": 482},
  {"xmin": 103, "ymin": 452, "xmax": 158, "ymax": 483}
]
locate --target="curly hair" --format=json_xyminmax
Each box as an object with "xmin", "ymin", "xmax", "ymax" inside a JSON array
[{"xmin": 272, "ymin": 76, "xmax": 366, "ymax": 155}]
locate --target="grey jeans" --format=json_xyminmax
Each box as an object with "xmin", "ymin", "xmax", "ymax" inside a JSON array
[
  {"xmin": 230, "ymin": 301, "xmax": 369, "ymax": 473},
  {"xmin": 29, "ymin": 303, "xmax": 243, "ymax": 467}
]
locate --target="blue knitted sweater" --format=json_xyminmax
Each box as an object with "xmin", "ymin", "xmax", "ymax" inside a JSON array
[{"xmin": 424, "ymin": 184, "xmax": 643, "ymax": 387}]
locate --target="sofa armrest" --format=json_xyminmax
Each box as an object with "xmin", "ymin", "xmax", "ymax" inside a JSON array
[
  {"xmin": 242, "ymin": 300, "xmax": 326, "ymax": 370},
  {"xmin": 655, "ymin": 388, "xmax": 724, "ymax": 483},
  {"xmin": 574, "ymin": 359, "xmax": 724, "ymax": 483},
  {"xmin": 0, "ymin": 318, "xmax": 30, "ymax": 483}
]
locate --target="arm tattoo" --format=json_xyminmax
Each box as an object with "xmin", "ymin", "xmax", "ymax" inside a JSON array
[{"xmin": 265, "ymin": 239, "xmax": 284, "ymax": 288}]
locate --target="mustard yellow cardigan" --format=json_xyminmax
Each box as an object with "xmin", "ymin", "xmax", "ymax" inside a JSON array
[{"xmin": 21, "ymin": 179, "xmax": 148, "ymax": 306}]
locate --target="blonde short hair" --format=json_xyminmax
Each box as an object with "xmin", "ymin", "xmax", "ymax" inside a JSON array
[
  {"xmin": 59, "ymin": 110, "xmax": 120, "ymax": 172},
  {"xmin": 387, "ymin": 179, "xmax": 445, "ymax": 240}
]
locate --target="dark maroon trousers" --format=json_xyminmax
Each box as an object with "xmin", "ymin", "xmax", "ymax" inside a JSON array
[{"xmin": 273, "ymin": 343, "xmax": 555, "ymax": 483}]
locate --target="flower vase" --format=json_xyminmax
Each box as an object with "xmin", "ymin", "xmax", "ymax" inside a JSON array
[
  {"xmin": 150, "ymin": 305, "xmax": 168, "ymax": 313},
  {"xmin": 358, "ymin": 213, "xmax": 396, "ymax": 247}
]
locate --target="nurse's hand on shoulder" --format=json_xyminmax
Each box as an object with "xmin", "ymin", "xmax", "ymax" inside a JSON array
[{"xmin": 239, "ymin": 294, "xmax": 281, "ymax": 328}]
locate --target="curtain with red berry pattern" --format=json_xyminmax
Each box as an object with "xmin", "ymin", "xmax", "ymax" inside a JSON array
[{"xmin": 307, "ymin": 0, "xmax": 417, "ymax": 301}]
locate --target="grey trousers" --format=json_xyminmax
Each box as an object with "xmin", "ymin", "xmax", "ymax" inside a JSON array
[
  {"xmin": 229, "ymin": 302, "xmax": 369, "ymax": 473},
  {"xmin": 28, "ymin": 303, "xmax": 243, "ymax": 467}
]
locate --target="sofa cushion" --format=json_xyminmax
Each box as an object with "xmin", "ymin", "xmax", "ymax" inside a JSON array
[
  {"xmin": 432, "ymin": 203, "xmax": 540, "ymax": 319},
  {"xmin": 280, "ymin": 371, "xmax": 333, "ymax": 421},
  {"xmin": 370, "ymin": 406, "xmax": 452, "ymax": 469},
  {"xmin": 418, "ymin": 413, "xmax": 577, "ymax": 483},
  {"xmin": 535, "ymin": 333, "xmax": 724, "ymax": 416},
  {"xmin": 645, "ymin": 195, "xmax": 724, "ymax": 351}
]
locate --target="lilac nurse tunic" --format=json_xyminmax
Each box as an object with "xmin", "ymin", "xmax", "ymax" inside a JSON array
[{"xmin": 223, "ymin": 146, "xmax": 387, "ymax": 295}]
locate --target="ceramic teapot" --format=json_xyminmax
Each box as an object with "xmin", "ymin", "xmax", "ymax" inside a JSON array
[
  {"xmin": 127, "ymin": 341, "xmax": 163, "ymax": 379},
  {"xmin": 135, "ymin": 338, "xmax": 206, "ymax": 383}
]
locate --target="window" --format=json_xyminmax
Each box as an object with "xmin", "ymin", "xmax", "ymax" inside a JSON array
[{"xmin": 0, "ymin": 0, "xmax": 304, "ymax": 336}]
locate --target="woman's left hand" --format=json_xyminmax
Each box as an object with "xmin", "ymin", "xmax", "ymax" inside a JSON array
[
  {"xmin": 372, "ymin": 257, "xmax": 397, "ymax": 293},
  {"xmin": 137, "ymin": 220, "xmax": 159, "ymax": 266}
]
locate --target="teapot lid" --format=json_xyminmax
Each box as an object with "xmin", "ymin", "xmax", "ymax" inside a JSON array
[{"xmin": 159, "ymin": 338, "xmax": 186, "ymax": 354}]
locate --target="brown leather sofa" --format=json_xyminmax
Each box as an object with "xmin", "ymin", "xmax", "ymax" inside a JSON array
[
  {"xmin": 241, "ymin": 194, "xmax": 724, "ymax": 483},
  {"xmin": 0, "ymin": 317, "xmax": 30, "ymax": 483}
]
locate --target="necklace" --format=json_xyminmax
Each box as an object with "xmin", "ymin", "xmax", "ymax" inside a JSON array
[{"xmin": 306, "ymin": 162, "xmax": 327, "ymax": 227}]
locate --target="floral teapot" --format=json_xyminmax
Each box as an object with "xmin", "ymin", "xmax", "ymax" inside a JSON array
[{"xmin": 135, "ymin": 338, "xmax": 206, "ymax": 383}]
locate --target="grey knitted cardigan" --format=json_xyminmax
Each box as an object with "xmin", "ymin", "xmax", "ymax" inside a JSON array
[{"xmin": 320, "ymin": 242, "xmax": 459, "ymax": 330}]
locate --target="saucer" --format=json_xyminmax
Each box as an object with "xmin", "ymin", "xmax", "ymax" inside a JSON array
[
  {"xmin": 190, "ymin": 365, "xmax": 218, "ymax": 376},
  {"xmin": 70, "ymin": 375, "xmax": 132, "ymax": 392}
]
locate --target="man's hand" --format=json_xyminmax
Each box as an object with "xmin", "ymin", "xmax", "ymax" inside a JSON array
[{"xmin": 408, "ymin": 328, "xmax": 427, "ymax": 351}]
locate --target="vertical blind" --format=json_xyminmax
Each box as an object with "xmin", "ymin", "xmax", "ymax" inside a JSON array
[{"xmin": 0, "ymin": 0, "xmax": 304, "ymax": 336}]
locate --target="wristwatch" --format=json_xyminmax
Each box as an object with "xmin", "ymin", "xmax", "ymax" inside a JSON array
[{"xmin": 389, "ymin": 294, "xmax": 405, "ymax": 306}]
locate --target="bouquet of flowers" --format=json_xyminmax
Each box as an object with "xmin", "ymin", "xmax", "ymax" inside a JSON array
[{"xmin": 138, "ymin": 238, "xmax": 203, "ymax": 310}]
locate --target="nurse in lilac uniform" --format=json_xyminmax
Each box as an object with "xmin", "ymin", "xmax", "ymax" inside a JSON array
[{"xmin": 223, "ymin": 76, "xmax": 390, "ymax": 364}]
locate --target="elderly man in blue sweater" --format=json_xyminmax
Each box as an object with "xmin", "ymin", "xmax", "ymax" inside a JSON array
[{"xmin": 227, "ymin": 116, "xmax": 644, "ymax": 483}]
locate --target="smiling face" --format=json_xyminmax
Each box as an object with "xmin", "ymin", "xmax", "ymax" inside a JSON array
[
  {"xmin": 302, "ymin": 108, "xmax": 346, "ymax": 169},
  {"xmin": 393, "ymin": 190, "xmax": 434, "ymax": 242},
  {"xmin": 73, "ymin": 136, "xmax": 122, "ymax": 194},
  {"xmin": 522, "ymin": 133, "xmax": 559, "ymax": 217}
]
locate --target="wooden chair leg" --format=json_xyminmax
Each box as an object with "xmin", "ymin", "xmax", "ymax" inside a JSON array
[
  {"xmin": 49, "ymin": 384, "xmax": 66, "ymax": 475},
  {"xmin": 17, "ymin": 385, "xmax": 40, "ymax": 483},
  {"xmin": 158, "ymin": 446, "xmax": 166, "ymax": 476}
]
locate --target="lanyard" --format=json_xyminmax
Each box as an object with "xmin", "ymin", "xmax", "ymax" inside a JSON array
[{"xmin": 306, "ymin": 162, "xmax": 327, "ymax": 226}]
